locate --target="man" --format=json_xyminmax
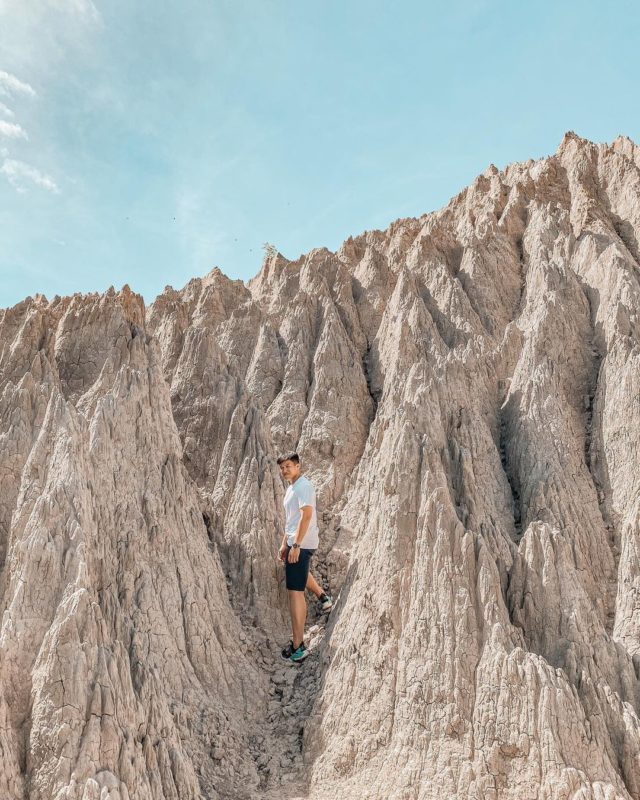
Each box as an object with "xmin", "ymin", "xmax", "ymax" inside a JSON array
[{"xmin": 277, "ymin": 453, "xmax": 333, "ymax": 663}]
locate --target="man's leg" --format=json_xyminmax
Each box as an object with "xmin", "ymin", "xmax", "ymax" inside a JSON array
[
  {"xmin": 306, "ymin": 572, "xmax": 323, "ymax": 598},
  {"xmin": 288, "ymin": 590, "xmax": 307, "ymax": 649}
]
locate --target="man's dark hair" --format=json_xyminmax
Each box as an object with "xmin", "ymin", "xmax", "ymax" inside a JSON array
[{"xmin": 277, "ymin": 452, "xmax": 300, "ymax": 465}]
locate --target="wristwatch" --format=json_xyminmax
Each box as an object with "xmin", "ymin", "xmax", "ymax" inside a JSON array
[{"xmin": 291, "ymin": 543, "xmax": 300, "ymax": 549}]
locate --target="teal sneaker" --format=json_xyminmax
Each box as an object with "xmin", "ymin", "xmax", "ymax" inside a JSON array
[
  {"xmin": 318, "ymin": 593, "xmax": 333, "ymax": 612},
  {"xmin": 289, "ymin": 642, "xmax": 309, "ymax": 663},
  {"xmin": 281, "ymin": 640, "xmax": 294, "ymax": 660}
]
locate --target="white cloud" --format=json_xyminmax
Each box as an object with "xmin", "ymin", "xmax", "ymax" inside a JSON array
[
  {"xmin": 43, "ymin": 0, "xmax": 101, "ymax": 22},
  {"xmin": 0, "ymin": 0, "xmax": 102, "ymax": 27},
  {"xmin": 0, "ymin": 120, "xmax": 27, "ymax": 139},
  {"xmin": 0, "ymin": 2, "xmax": 102, "ymax": 195},
  {"xmin": 0, "ymin": 70, "xmax": 36, "ymax": 190},
  {"xmin": 1, "ymin": 158, "xmax": 59, "ymax": 193},
  {"xmin": 63, "ymin": 0, "xmax": 101, "ymax": 23},
  {"xmin": 0, "ymin": 70, "xmax": 36, "ymax": 98}
]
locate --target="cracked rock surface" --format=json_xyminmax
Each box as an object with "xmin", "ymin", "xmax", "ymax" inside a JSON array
[{"xmin": 3, "ymin": 132, "xmax": 640, "ymax": 798}]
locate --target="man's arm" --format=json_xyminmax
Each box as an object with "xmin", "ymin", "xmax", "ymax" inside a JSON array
[
  {"xmin": 295, "ymin": 506, "xmax": 312, "ymax": 545},
  {"xmin": 288, "ymin": 506, "xmax": 312, "ymax": 563},
  {"xmin": 278, "ymin": 531, "xmax": 288, "ymax": 560}
]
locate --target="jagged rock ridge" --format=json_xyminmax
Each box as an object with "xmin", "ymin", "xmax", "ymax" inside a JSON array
[{"xmin": 2, "ymin": 132, "xmax": 640, "ymax": 799}]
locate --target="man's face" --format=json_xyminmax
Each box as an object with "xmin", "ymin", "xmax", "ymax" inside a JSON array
[{"xmin": 279, "ymin": 459, "xmax": 301, "ymax": 483}]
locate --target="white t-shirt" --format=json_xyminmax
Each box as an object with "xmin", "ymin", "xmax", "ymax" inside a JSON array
[{"xmin": 284, "ymin": 475, "xmax": 319, "ymax": 549}]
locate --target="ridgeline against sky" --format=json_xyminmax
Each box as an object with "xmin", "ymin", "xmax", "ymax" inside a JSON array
[{"xmin": 2, "ymin": 133, "xmax": 640, "ymax": 798}]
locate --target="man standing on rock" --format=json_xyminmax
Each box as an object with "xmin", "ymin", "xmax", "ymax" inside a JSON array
[{"xmin": 277, "ymin": 453, "xmax": 332, "ymax": 663}]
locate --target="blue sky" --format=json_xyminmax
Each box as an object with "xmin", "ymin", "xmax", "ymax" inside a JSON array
[{"xmin": 1, "ymin": 0, "xmax": 638, "ymax": 308}]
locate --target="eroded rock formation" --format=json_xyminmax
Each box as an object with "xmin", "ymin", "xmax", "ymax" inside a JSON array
[{"xmin": 2, "ymin": 132, "xmax": 640, "ymax": 799}]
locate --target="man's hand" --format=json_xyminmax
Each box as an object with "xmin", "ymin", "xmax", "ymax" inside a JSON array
[
  {"xmin": 288, "ymin": 546, "xmax": 301, "ymax": 564},
  {"xmin": 278, "ymin": 544, "xmax": 288, "ymax": 562}
]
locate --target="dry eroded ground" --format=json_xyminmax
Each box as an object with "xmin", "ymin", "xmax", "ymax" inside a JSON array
[{"xmin": 2, "ymin": 133, "xmax": 640, "ymax": 799}]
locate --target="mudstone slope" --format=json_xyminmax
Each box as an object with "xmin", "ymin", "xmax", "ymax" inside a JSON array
[{"xmin": 2, "ymin": 132, "xmax": 640, "ymax": 799}]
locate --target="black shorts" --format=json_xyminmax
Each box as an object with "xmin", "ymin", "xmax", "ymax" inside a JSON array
[{"xmin": 285, "ymin": 547, "xmax": 315, "ymax": 591}]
